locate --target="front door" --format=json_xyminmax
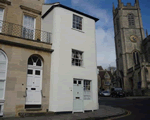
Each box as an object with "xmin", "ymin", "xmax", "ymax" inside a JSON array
[
  {"xmin": 73, "ymin": 79, "xmax": 84, "ymax": 113},
  {"xmin": 26, "ymin": 55, "xmax": 42, "ymax": 105}
]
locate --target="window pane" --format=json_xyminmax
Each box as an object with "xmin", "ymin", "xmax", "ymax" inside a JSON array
[
  {"xmin": 35, "ymin": 70, "xmax": 40, "ymax": 75},
  {"xmin": 74, "ymin": 80, "xmax": 77, "ymax": 84},
  {"xmin": 78, "ymin": 81, "xmax": 81, "ymax": 84},
  {"xmin": 32, "ymin": 56, "xmax": 38, "ymax": 62},
  {"xmin": 28, "ymin": 69, "xmax": 33, "ymax": 74},
  {"xmin": 28, "ymin": 57, "xmax": 33, "ymax": 65},
  {"xmin": 37, "ymin": 59, "xmax": 41, "ymax": 66}
]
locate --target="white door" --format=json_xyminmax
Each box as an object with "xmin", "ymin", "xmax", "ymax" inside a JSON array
[
  {"xmin": 73, "ymin": 79, "xmax": 84, "ymax": 113},
  {"xmin": 26, "ymin": 55, "xmax": 42, "ymax": 105}
]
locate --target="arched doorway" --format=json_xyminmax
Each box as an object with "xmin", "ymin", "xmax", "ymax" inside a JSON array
[
  {"xmin": 26, "ymin": 55, "xmax": 43, "ymax": 108},
  {"xmin": 0, "ymin": 50, "xmax": 8, "ymax": 115}
]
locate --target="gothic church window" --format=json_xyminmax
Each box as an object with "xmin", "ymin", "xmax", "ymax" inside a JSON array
[
  {"xmin": 133, "ymin": 51, "xmax": 140, "ymax": 65},
  {"xmin": 128, "ymin": 13, "xmax": 135, "ymax": 27}
]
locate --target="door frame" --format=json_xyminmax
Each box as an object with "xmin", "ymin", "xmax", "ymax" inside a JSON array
[
  {"xmin": 25, "ymin": 55, "xmax": 43, "ymax": 106},
  {"xmin": 72, "ymin": 79, "xmax": 84, "ymax": 113}
]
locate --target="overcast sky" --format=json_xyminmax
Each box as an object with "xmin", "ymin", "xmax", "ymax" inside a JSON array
[{"xmin": 45, "ymin": 0, "xmax": 150, "ymax": 69}]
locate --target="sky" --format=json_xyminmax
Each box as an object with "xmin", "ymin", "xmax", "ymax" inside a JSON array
[{"xmin": 45, "ymin": 0, "xmax": 150, "ymax": 69}]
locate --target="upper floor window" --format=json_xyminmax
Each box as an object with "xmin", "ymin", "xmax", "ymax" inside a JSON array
[
  {"xmin": 23, "ymin": 15, "xmax": 35, "ymax": 39},
  {"xmin": 72, "ymin": 49, "xmax": 83, "ymax": 67},
  {"xmin": 133, "ymin": 51, "xmax": 140, "ymax": 65},
  {"xmin": 73, "ymin": 14, "xmax": 82, "ymax": 30},
  {"xmin": 116, "ymin": 18, "xmax": 120, "ymax": 33},
  {"xmin": 0, "ymin": 8, "xmax": 4, "ymax": 32},
  {"xmin": 128, "ymin": 13, "xmax": 135, "ymax": 27}
]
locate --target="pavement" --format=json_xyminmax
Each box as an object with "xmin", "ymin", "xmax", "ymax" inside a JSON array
[
  {"xmin": 1, "ymin": 105, "xmax": 126, "ymax": 120},
  {"xmin": 1, "ymin": 96, "xmax": 150, "ymax": 120}
]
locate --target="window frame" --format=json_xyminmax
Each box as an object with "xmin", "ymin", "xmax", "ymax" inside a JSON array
[
  {"xmin": 0, "ymin": 50, "xmax": 8, "ymax": 100},
  {"xmin": 22, "ymin": 14, "xmax": 36, "ymax": 40},
  {"xmin": 72, "ymin": 49, "xmax": 83, "ymax": 67},
  {"xmin": 0, "ymin": 8, "xmax": 4, "ymax": 32},
  {"xmin": 128, "ymin": 13, "xmax": 135, "ymax": 27},
  {"xmin": 83, "ymin": 80, "xmax": 91, "ymax": 100},
  {"xmin": 133, "ymin": 51, "xmax": 140, "ymax": 65},
  {"xmin": 72, "ymin": 14, "xmax": 83, "ymax": 31}
]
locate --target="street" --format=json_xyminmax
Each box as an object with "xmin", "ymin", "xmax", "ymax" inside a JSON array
[{"xmin": 99, "ymin": 97, "xmax": 150, "ymax": 120}]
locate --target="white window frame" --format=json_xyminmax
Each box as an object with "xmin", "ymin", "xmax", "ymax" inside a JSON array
[
  {"xmin": 22, "ymin": 15, "xmax": 36, "ymax": 40},
  {"xmin": 0, "ymin": 103, "xmax": 4, "ymax": 116},
  {"xmin": 0, "ymin": 50, "xmax": 8, "ymax": 110},
  {"xmin": 72, "ymin": 49, "xmax": 83, "ymax": 67},
  {"xmin": 72, "ymin": 14, "xmax": 83, "ymax": 31},
  {"xmin": 83, "ymin": 80, "xmax": 91, "ymax": 100},
  {"xmin": 0, "ymin": 8, "xmax": 4, "ymax": 32}
]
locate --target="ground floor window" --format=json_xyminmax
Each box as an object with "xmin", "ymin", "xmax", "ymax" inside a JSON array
[
  {"xmin": 0, "ymin": 103, "xmax": 4, "ymax": 116},
  {"xmin": 83, "ymin": 80, "xmax": 91, "ymax": 100}
]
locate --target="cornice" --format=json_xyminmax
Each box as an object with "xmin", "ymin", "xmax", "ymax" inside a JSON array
[
  {"xmin": 20, "ymin": 5, "xmax": 41, "ymax": 15},
  {"xmin": 0, "ymin": 0, "xmax": 11, "ymax": 5}
]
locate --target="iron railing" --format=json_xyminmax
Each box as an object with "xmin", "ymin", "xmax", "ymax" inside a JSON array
[{"xmin": 0, "ymin": 20, "xmax": 51, "ymax": 43}]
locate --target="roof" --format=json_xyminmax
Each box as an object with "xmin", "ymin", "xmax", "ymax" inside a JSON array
[
  {"xmin": 42, "ymin": 4, "xmax": 99, "ymax": 22},
  {"xmin": 142, "ymin": 35, "xmax": 150, "ymax": 45},
  {"xmin": 99, "ymin": 71, "xmax": 113, "ymax": 79},
  {"xmin": 97, "ymin": 66, "xmax": 103, "ymax": 71}
]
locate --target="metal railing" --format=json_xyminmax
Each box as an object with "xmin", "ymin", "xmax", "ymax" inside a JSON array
[{"xmin": 0, "ymin": 20, "xmax": 51, "ymax": 43}]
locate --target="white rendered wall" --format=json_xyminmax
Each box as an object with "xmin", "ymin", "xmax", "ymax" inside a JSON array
[{"xmin": 42, "ymin": 6, "xmax": 99, "ymax": 112}]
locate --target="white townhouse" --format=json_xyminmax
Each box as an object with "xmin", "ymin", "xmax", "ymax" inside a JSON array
[{"xmin": 42, "ymin": 2, "xmax": 99, "ymax": 113}]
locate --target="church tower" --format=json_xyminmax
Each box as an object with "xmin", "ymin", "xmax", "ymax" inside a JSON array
[{"xmin": 113, "ymin": 0, "xmax": 145, "ymax": 90}]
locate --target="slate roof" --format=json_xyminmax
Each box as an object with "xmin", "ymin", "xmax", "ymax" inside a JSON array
[
  {"xmin": 99, "ymin": 70, "xmax": 113, "ymax": 79},
  {"xmin": 42, "ymin": 3, "xmax": 99, "ymax": 22}
]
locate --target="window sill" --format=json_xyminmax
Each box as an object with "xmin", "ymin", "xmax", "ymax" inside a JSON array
[
  {"xmin": 72, "ymin": 65, "xmax": 85, "ymax": 68},
  {"xmin": 72, "ymin": 28, "xmax": 84, "ymax": 33}
]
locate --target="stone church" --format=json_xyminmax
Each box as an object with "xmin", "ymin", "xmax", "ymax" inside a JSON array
[{"xmin": 113, "ymin": 0, "xmax": 150, "ymax": 95}]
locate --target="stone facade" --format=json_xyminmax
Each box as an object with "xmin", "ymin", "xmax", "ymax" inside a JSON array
[
  {"xmin": 113, "ymin": 0, "xmax": 150, "ymax": 96},
  {"xmin": 0, "ymin": 0, "xmax": 53, "ymax": 117},
  {"xmin": 97, "ymin": 66, "xmax": 112, "ymax": 91}
]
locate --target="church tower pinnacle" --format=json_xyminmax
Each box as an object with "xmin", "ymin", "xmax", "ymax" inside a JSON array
[{"xmin": 118, "ymin": 0, "xmax": 122, "ymax": 8}]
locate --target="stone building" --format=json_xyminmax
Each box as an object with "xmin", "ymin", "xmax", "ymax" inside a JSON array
[
  {"xmin": 0, "ymin": 0, "xmax": 99, "ymax": 117},
  {"xmin": 113, "ymin": 0, "xmax": 150, "ymax": 95},
  {"xmin": 97, "ymin": 66, "xmax": 113, "ymax": 91},
  {"xmin": 0, "ymin": 0, "xmax": 53, "ymax": 117}
]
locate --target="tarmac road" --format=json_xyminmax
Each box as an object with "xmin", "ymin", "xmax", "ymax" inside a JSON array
[{"xmin": 99, "ymin": 97, "xmax": 150, "ymax": 120}]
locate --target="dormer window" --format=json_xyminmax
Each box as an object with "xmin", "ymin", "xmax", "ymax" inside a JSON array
[{"xmin": 128, "ymin": 13, "xmax": 135, "ymax": 27}]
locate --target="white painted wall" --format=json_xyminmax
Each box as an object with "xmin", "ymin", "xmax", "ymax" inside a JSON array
[{"xmin": 42, "ymin": 6, "xmax": 99, "ymax": 112}]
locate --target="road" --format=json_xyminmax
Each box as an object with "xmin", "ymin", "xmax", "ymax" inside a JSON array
[{"xmin": 99, "ymin": 97, "xmax": 150, "ymax": 120}]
